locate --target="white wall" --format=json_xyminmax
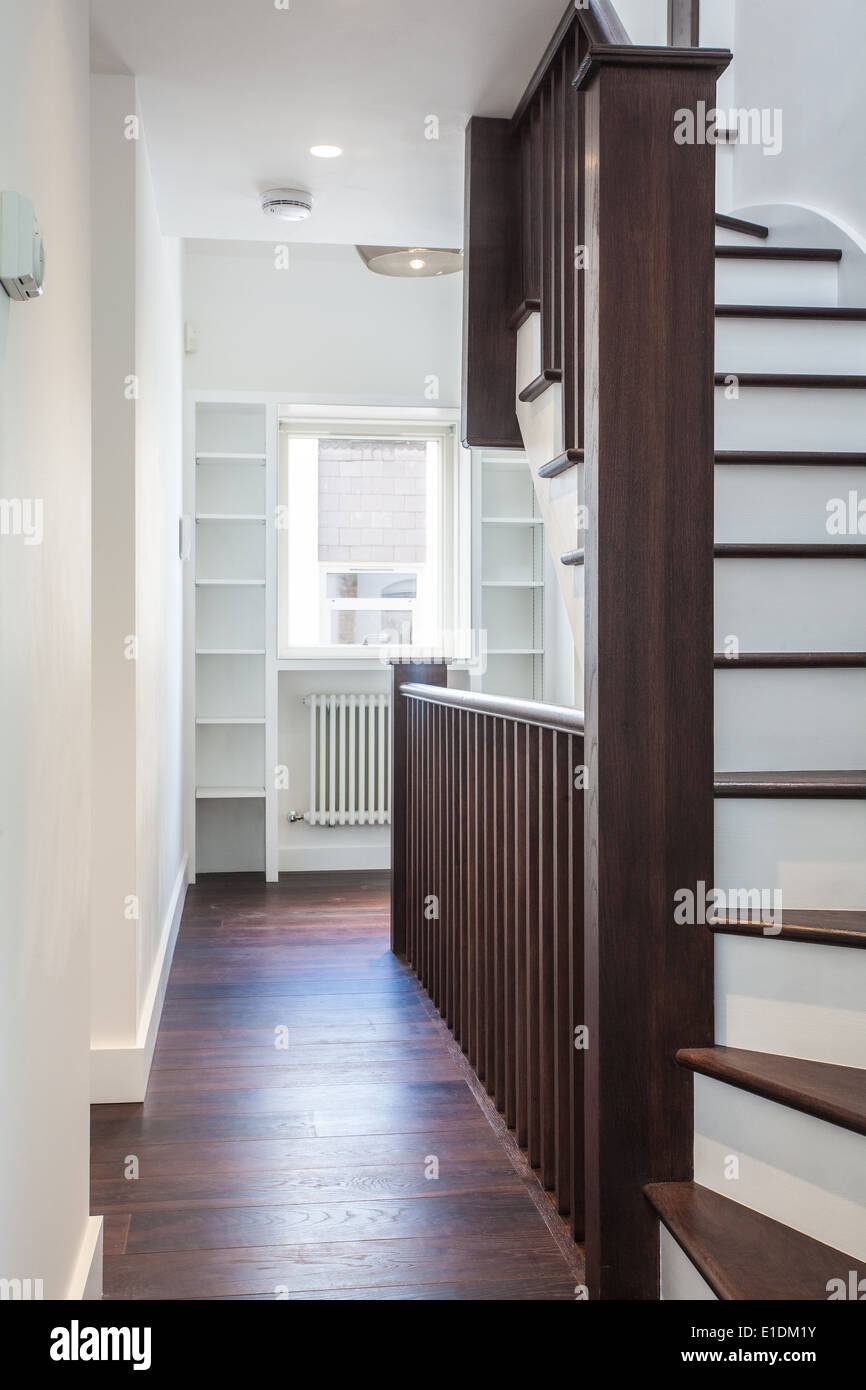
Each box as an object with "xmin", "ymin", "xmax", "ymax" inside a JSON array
[
  {"xmin": 730, "ymin": 0, "xmax": 866, "ymax": 246},
  {"xmin": 184, "ymin": 241, "xmax": 462, "ymax": 405},
  {"xmin": 90, "ymin": 76, "xmax": 187, "ymax": 1102},
  {"xmin": 133, "ymin": 107, "xmax": 186, "ymax": 1048},
  {"xmin": 610, "ymin": 0, "xmax": 668, "ymax": 45},
  {"xmin": 0, "ymin": 0, "xmax": 98, "ymax": 1299}
]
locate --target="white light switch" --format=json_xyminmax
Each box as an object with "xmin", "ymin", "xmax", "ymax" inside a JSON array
[{"xmin": 0, "ymin": 192, "xmax": 45, "ymax": 301}]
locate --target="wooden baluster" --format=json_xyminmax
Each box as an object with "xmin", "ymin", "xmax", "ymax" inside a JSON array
[
  {"xmin": 540, "ymin": 84, "xmax": 554, "ymax": 373},
  {"xmin": 561, "ymin": 33, "xmax": 576, "ymax": 451},
  {"xmin": 430, "ymin": 702, "xmax": 440, "ymax": 1011},
  {"xmin": 436, "ymin": 705, "xmax": 444, "ymax": 1021},
  {"xmin": 460, "ymin": 709, "xmax": 469, "ymax": 1051},
  {"xmin": 418, "ymin": 699, "xmax": 427, "ymax": 987},
  {"xmin": 450, "ymin": 711, "xmax": 464, "ymax": 1028},
  {"xmin": 503, "ymin": 721, "xmax": 517, "ymax": 1130},
  {"xmin": 530, "ymin": 103, "xmax": 542, "ymax": 318},
  {"xmin": 552, "ymin": 730, "xmax": 573, "ymax": 1213},
  {"xmin": 570, "ymin": 733, "xmax": 586, "ymax": 1241},
  {"xmin": 551, "ymin": 63, "xmax": 563, "ymax": 379},
  {"xmin": 526, "ymin": 723, "xmax": 545, "ymax": 1177},
  {"xmin": 514, "ymin": 723, "xmax": 529, "ymax": 1149},
  {"xmin": 407, "ymin": 697, "xmax": 416, "ymax": 973},
  {"xmin": 484, "ymin": 714, "xmax": 498, "ymax": 1096},
  {"xmin": 444, "ymin": 711, "xmax": 450, "ymax": 1028},
  {"xmin": 494, "ymin": 720, "xmax": 506, "ymax": 1110},
  {"xmin": 454, "ymin": 709, "xmax": 464, "ymax": 1048},
  {"xmin": 464, "ymin": 712, "xmax": 475, "ymax": 1063},
  {"xmin": 470, "ymin": 712, "xmax": 482, "ymax": 1072}
]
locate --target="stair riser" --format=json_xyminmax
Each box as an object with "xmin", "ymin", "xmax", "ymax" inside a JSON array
[
  {"xmin": 693, "ymin": 1077, "xmax": 866, "ymax": 1261},
  {"xmin": 716, "ymin": 317, "xmax": 866, "ymax": 376},
  {"xmin": 659, "ymin": 1228, "xmax": 717, "ymax": 1300},
  {"xmin": 516, "ymin": 312, "xmax": 542, "ymax": 399},
  {"xmin": 714, "ymin": 226, "xmax": 769, "ymax": 248},
  {"xmin": 715, "ymin": 386, "xmax": 866, "ymax": 452},
  {"xmin": 715, "ymin": 934, "xmax": 866, "ymax": 1068},
  {"xmin": 716, "ymin": 463, "xmax": 866, "ymax": 544},
  {"xmin": 715, "ymin": 669, "xmax": 866, "ymax": 772},
  {"xmin": 715, "ymin": 557, "xmax": 866, "ymax": 652},
  {"xmin": 716, "ymin": 258, "xmax": 838, "ymax": 308},
  {"xmin": 715, "ymin": 800, "xmax": 866, "ymax": 910}
]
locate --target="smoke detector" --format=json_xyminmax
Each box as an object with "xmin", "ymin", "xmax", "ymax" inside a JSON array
[{"xmin": 261, "ymin": 188, "xmax": 313, "ymax": 222}]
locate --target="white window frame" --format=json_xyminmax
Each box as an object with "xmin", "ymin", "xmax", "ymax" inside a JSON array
[{"xmin": 277, "ymin": 411, "xmax": 471, "ymax": 662}]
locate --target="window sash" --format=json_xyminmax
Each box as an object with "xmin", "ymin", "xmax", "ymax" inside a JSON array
[{"xmin": 277, "ymin": 419, "xmax": 464, "ymax": 660}]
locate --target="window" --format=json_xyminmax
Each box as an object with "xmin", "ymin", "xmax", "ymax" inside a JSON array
[{"xmin": 278, "ymin": 419, "xmax": 469, "ymax": 659}]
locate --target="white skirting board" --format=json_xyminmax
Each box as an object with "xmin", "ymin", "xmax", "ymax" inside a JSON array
[
  {"xmin": 67, "ymin": 1216, "xmax": 104, "ymax": 1301},
  {"xmin": 90, "ymin": 855, "xmax": 189, "ymax": 1103},
  {"xmin": 279, "ymin": 844, "xmax": 391, "ymax": 873}
]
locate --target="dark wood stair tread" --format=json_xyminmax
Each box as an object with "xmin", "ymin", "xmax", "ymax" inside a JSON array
[
  {"xmin": 715, "ymin": 543, "xmax": 866, "ymax": 558},
  {"xmin": 714, "ymin": 652, "xmax": 866, "ymax": 668},
  {"xmin": 710, "ymin": 909, "xmax": 866, "ymax": 949},
  {"xmin": 716, "ymin": 304, "xmax": 866, "ymax": 320},
  {"xmin": 677, "ymin": 1046, "xmax": 866, "ymax": 1135},
  {"xmin": 716, "ymin": 246, "xmax": 842, "ymax": 262},
  {"xmin": 715, "ymin": 451, "xmax": 866, "ymax": 466},
  {"xmin": 644, "ymin": 1180, "xmax": 855, "ymax": 1301},
  {"xmin": 715, "ymin": 372, "xmax": 866, "ymax": 389},
  {"xmin": 538, "ymin": 449, "xmax": 583, "ymax": 478},
  {"xmin": 509, "ymin": 298, "xmax": 541, "ymax": 331},
  {"xmin": 715, "ymin": 213, "xmax": 769, "ymax": 240},
  {"xmin": 518, "ymin": 369, "xmax": 561, "ymax": 403},
  {"xmin": 714, "ymin": 770, "xmax": 866, "ymax": 798}
]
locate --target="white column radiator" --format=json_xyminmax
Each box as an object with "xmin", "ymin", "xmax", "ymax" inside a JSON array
[{"xmin": 303, "ymin": 693, "xmax": 391, "ymax": 826}]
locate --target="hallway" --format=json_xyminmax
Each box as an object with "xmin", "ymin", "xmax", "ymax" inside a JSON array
[{"xmin": 90, "ymin": 873, "xmax": 582, "ymax": 1300}]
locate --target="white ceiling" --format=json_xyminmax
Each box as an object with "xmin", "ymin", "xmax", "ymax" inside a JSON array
[{"xmin": 90, "ymin": 0, "xmax": 567, "ymax": 247}]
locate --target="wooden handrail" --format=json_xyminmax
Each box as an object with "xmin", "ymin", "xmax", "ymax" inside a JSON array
[
  {"xmin": 400, "ymin": 681, "xmax": 585, "ymax": 737},
  {"xmin": 511, "ymin": 0, "xmax": 630, "ymax": 128}
]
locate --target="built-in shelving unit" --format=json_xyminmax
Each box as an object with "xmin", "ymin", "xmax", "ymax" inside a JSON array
[
  {"xmin": 190, "ymin": 401, "xmax": 275, "ymax": 877},
  {"xmin": 472, "ymin": 453, "xmax": 546, "ymax": 700}
]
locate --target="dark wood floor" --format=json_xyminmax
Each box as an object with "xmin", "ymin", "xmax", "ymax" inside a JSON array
[{"xmin": 91, "ymin": 871, "xmax": 582, "ymax": 1300}]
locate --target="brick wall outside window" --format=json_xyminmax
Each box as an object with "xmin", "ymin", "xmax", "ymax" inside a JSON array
[{"xmin": 318, "ymin": 439, "xmax": 427, "ymax": 564}]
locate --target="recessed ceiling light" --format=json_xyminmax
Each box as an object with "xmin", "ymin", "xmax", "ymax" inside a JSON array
[
  {"xmin": 409, "ymin": 257, "xmax": 426, "ymax": 271},
  {"xmin": 310, "ymin": 145, "xmax": 342, "ymax": 159}
]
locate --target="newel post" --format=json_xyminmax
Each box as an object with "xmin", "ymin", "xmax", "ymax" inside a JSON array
[
  {"xmin": 576, "ymin": 44, "xmax": 731, "ymax": 1299},
  {"xmin": 390, "ymin": 661, "xmax": 448, "ymax": 956}
]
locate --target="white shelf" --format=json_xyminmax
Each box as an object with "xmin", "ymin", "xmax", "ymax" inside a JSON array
[
  {"xmin": 196, "ymin": 452, "xmax": 266, "ymax": 462},
  {"xmin": 195, "ymin": 579, "xmax": 266, "ymax": 587},
  {"xmin": 196, "ymin": 648, "xmax": 266, "ymax": 656},
  {"xmin": 487, "ymin": 649, "xmax": 544, "ymax": 656},
  {"xmin": 196, "ymin": 513, "xmax": 267, "ymax": 523},
  {"xmin": 482, "ymin": 580, "xmax": 544, "ymax": 589},
  {"xmin": 195, "ymin": 716, "xmax": 266, "ymax": 725},
  {"xmin": 196, "ymin": 786, "xmax": 266, "ymax": 800},
  {"xmin": 481, "ymin": 517, "xmax": 543, "ymax": 526}
]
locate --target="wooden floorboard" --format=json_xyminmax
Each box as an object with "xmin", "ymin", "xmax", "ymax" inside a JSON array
[{"xmin": 92, "ymin": 871, "xmax": 581, "ymax": 1300}]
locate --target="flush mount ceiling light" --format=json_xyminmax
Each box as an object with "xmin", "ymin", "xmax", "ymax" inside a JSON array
[
  {"xmin": 261, "ymin": 188, "xmax": 313, "ymax": 221},
  {"xmin": 310, "ymin": 144, "xmax": 343, "ymax": 158},
  {"xmin": 355, "ymin": 245, "xmax": 463, "ymax": 278}
]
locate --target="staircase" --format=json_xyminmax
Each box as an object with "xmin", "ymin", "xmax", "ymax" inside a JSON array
[{"xmin": 525, "ymin": 211, "xmax": 866, "ymax": 1300}]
